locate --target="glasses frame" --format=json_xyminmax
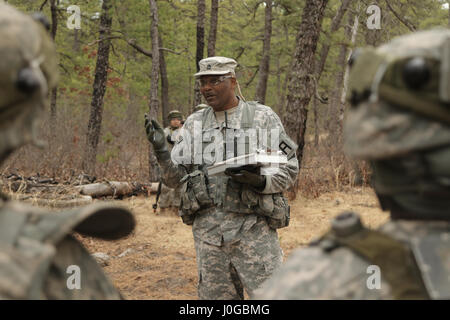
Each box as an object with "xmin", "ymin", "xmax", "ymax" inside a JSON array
[{"xmin": 197, "ymin": 75, "xmax": 233, "ymax": 88}]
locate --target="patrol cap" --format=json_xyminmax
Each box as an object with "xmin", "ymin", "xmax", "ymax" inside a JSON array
[
  {"xmin": 168, "ymin": 110, "xmax": 183, "ymax": 120},
  {"xmin": 194, "ymin": 56, "xmax": 237, "ymax": 77}
]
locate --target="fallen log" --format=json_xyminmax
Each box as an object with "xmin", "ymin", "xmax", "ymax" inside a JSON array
[
  {"xmin": 76, "ymin": 181, "xmax": 156, "ymax": 198},
  {"xmin": 77, "ymin": 182, "xmax": 134, "ymax": 198},
  {"xmin": 9, "ymin": 193, "xmax": 93, "ymax": 208}
]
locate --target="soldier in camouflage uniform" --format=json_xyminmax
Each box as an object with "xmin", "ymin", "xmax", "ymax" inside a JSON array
[
  {"xmin": 0, "ymin": 3, "xmax": 135, "ymax": 299},
  {"xmin": 145, "ymin": 56, "xmax": 299, "ymax": 299},
  {"xmin": 158, "ymin": 110, "xmax": 183, "ymax": 210},
  {"xmin": 255, "ymin": 29, "xmax": 450, "ymax": 300}
]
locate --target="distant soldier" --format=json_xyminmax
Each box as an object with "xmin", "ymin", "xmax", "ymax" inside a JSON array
[
  {"xmin": 145, "ymin": 56, "xmax": 298, "ymax": 299},
  {"xmin": 158, "ymin": 110, "xmax": 184, "ymax": 211},
  {"xmin": 0, "ymin": 3, "xmax": 135, "ymax": 299},
  {"xmin": 255, "ymin": 29, "xmax": 450, "ymax": 299}
]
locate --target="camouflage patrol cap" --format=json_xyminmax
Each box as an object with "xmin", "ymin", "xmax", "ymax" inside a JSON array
[
  {"xmin": 168, "ymin": 110, "xmax": 183, "ymax": 120},
  {"xmin": 0, "ymin": 3, "xmax": 58, "ymax": 162},
  {"xmin": 344, "ymin": 29, "xmax": 450, "ymax": 159},
  {"xmin": 193, "ymin": 104, "xmax": 208, "ymax": 112},
  {"xmin": 194, "ymin": 56, "xmax": 237, "ymax": 77}
]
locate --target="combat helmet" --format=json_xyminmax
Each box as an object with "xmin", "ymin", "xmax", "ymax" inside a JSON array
[
  {"xmin": 0, "ymin": 3, "xmax": 58, "ymax": 164},
  {"xmin": 344, "ymin": 29, "xmax": 450, "ymax": 220}
]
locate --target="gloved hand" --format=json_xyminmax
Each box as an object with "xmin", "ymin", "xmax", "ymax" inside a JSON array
[
  {"xmin": 144, "ymin": 114, "xmax": 166, "ymax": 150},
  {"xmin": 225, "ymin": 165, "xmax": 266, "ymax": 190},
  {"xmin": 144, "ymin": 114, "xmax": 169, "ymax": 160}
]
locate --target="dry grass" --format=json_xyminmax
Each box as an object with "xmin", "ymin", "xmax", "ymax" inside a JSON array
[{"xmin": 79, "ymin": 187, "xmax": 388, "ymax": 300}]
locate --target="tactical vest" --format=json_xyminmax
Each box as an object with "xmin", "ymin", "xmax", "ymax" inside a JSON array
[
  {"xmin": 179, "ymin": 101, "xmax": 290, "ymax": 229},
  {"xmin": 313, "ymin": 212, "xmax": 449, "ymax": 299},
  {"xmin": 0, "ymin": 201, "xmax": 133, "ymax": 299}
]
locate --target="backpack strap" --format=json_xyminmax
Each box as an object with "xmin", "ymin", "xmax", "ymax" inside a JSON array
[{"xmin": 316, "ymin": 212, "xmax": 429, "ymax": 299}]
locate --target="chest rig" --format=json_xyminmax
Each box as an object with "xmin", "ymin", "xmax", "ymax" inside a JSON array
[{"xmin": 179, "ymin": 102, "xmax": 290, "ymax": 229}]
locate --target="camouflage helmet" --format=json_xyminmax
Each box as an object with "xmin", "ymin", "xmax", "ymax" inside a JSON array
[
  {"xmin": 344, "ymin": 29, "xmax": 450, "ymax": 160},
  {"xmin": 0, "ymin": 3, "xmax": 58, "ymax": 163},
  {"xmin": 168, "ymin": 110, "xmax": 183, "ymax": 120},
  {"xmin": 344, "ymin": 29, "xmax": 450, "ymax": 218},
  {"xmin": 193, "ymin": 104, "xmax": 208, "ymax": 113}
]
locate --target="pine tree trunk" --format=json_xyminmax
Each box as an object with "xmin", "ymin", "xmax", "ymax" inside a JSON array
[
  {"xmin": 49, "ymin": 0, "xmax": 58, "ymax": 132},
  {"xmin": 194, "ymin": 0, "xmax": 206, "ymax": 107},
  {"xmin": 159, "ymin": 34, "xmax": 170, "ymax": 128},
  {"xmin": 207, "ymin": 0, "xmax": 219, "ymax": 57},
  {"xmin": 283, "ymin": 0, "xmax": 328, "ymax": 167},
  {"xmin": 314, "ymin": 0, "xmax": 351, "ymax": 80},
  {"xmin": 148, "ymin": 0, "xmax": 161, "ymax": 182},
  {"xmin": 82, "ymin": 0, "xmax": 112, "ymax": 175},
  {"xmin": 328, "ymin": 11, "xmax": 353, "ymax": 142},
  {"xmin": 254, "ymin": 0, "xmax": 272, "ymax": 104}
]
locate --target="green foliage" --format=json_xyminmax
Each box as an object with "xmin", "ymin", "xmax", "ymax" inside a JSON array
[{"xmin": 6, "ymin": 0, "xmax": 450, "ymax": 172}]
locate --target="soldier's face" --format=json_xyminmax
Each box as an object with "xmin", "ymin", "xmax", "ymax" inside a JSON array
[
  {"xmin": 199, "ymin": 74, "xmax": 236, "ymax": 111},
  {"xmin": 170, "ymin": 118, "xmax": 181, "ymax": 128}
]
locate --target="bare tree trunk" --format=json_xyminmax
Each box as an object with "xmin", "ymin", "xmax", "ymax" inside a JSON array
[
  {"xmin": 279, "ymin": 22, "xmax": 290, "ymax": 113},
  {"xmin": 148, "ymin": 0, "xmax": 161, "ymax": 182},
  {"xmin": 328, "ymin": 10, "xmax": 353, "ymax": 142},
  {"xmin": 159, "ymin": 34, "xmax": 170, "ymax": 128},
  {"xmin": 207, "ymin": 0, "xmax": 219, "ymax": 57},
  {"xmin": 340, "ymin": 14, "xmax": 359, "ymax": 121},
  {"xmin": 311, "ymin": 0, "xmax": 351, "ymax": 148},
  {"xmin": 254, "ymin": 0, "xmax": 272, "ymax": 104},
  {"xmin": 82, "ymin": 0, "xmax": 112, "ymax": 175},
  {"xmin": 194, "ymin": 0, "xmax": 206, "ymax": 107},
  {"xmin": 313, "ymin": 96, "xmax": 319, "ymax": 147},
  {"xmin": 364, "ymin": 0, "xmax": 381, "ymax": 46},
  {"xmin": 73, "ymin": 29, "xmax": 80, "ymax": 52},
  {"xmin": 315, "ymin": 0, "xmax": 351, "ymax": 80},
  {"xmin": 283, "ymin": 0, "xmax": 328, "ymax": 168},
  {"xmin": 49, "ymin": 0, "xmax": 58, "ymax": 132}
]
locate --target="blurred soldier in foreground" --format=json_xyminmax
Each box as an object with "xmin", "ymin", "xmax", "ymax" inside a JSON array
[
  {"xmin": 157, "ymin": 110, "xmax": 184, "ymax": 212},
  {"xmin": 255, "ymin": 29, "xmax": 450, "ymax": 299},
  {"xmin": 0, "ymin": 3, "xmax": 135, "ymax": 299},
  {"xmin": 145, "ymin": 56, "xmax": 298, "ymax": 299}
]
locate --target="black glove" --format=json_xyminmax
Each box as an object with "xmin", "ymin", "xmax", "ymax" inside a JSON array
[
  {"xmin": 144, "ymin": 114, "xmax": 170, "ymax": 160},
  {"xmin": 225, "ymin": 165, "xmax": 266, "ymax": 190}
]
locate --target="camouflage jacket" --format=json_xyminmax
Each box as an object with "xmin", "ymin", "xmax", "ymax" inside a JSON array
[
  {"xmin": 159, "ymin": 99, "xmax": 299, "ymax": 245},
  {"xmin": 254, "ymin": 218, "xmax": 450, "ymax": 299}
]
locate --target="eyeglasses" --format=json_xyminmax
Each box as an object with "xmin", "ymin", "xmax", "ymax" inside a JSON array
[{"xmin": 197, "ymin": 75, "xmax": 233, "ymax": 88}]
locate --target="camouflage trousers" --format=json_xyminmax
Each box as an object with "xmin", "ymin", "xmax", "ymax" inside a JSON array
[
  {"xmin": 194, "ymin": 218, "xmax": 283, "ymax": 300},
  {"xmin": 159, "ymin": 183, "xmax": 181, "ymax": 208}
]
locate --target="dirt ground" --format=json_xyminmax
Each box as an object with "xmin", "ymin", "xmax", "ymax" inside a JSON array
[{"xmin": 79, "ymin": 187, "xmax": 389, "ymax": 300}]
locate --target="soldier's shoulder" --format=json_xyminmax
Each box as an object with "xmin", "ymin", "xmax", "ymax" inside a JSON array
[
  {"xmin": 247, "ymin": 101, "xmax": 274, "ymax": 113},
  {"xmin": 255, "ymin": 243, "xmax": 388, "ymax": 299},
  {"xmin": 185, "ymin": 108, "xmax": 209, "ymax": 123}
]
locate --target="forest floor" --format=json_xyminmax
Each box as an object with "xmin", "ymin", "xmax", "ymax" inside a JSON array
[{"xmin": 79, "ymin": 187, "xmax": 389, "ymax": 300}]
